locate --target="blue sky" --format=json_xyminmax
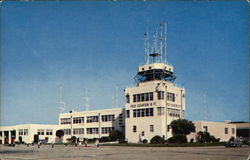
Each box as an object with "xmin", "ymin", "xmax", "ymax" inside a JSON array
[{"xmin": 1, "ymin": 1, "xmax": 248, "ymax": 125}]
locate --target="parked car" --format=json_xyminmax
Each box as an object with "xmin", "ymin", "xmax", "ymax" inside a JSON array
[{"xmin": 225, "ymin": 139, "xmax": 242, "ymax": 147}]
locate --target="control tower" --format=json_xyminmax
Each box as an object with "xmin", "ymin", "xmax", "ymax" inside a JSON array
[{"xmin": 125, "ymin": 23, "xmax": 186, "ymax": 143}]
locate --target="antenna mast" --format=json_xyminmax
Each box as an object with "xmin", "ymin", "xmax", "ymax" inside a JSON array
[
  {"xmin": 112, "ymin": 87, "xmax": 119, "ymax": 108},
  {"xmin": 164, "ymin": 22, "xmax": 167, "ymax": 63},
  {"xmin": 203, "ymin": 90, "xmax": 207, "ymax": 121},
  {"xmin": 144, "ymin": 33, "xmax": 148, "ymax": 64},
  {"xmin": 82, "ymin": 88, "xmax": 90, "ymax": 111},
  {"xmin": 56, "ymin": 86, "xmax": 65, "ymax": 113}
]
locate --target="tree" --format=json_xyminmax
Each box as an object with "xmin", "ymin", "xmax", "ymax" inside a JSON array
[
  {"xmin": 109, "ymin": 130, "xmax": 121, "ymax": 141},
  {"xmin": 56, "ymin": 130, "xmax": 64, "ymax": 138},
  {"xmin": 170, "ymin": 119, "xmax": 195, "ymax": 136}
]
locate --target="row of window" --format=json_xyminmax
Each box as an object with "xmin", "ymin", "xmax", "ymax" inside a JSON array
[
  {"xmin": 73, "ymin": 117, "xmax": 84, "ymax": 124},
  {"xmin": 129, "ymin": 92, "xmax": 176, "ymax": 103},
  {"xmin": 133, "ymin": 92, "xmax": 153, "ymax": 103},
  {"xmin": 101, "ymin": 114, "xmax": 115, "ymax": 122},
  {"xmin": 62, "ymin": 127, "xmax": 116, "ymax": 135},
  {"xmin": 73, "ymin": 128, "xmax": 84, "ymax": 135},
  {"xmin": 87, "ymin": 116, "xmax": 99, "ymax": 123},
  {"xmin": 128, "ymin": 107, "xmax": 183, "ymax": 118},
  {"xmin": 61, "ymin": 118, "xmax": 71, "ymax": 124},
  {"xmin": 37, "ymin": 129, "xmax": 53, "ymax": 135},
  {"xmin": 133, "ymin": 108, "xmax": 154, "ymax": 118},
  {"xmin": 224, "ymin": 128, "xmax": 235, "ymax": 134},
  {"xmin": 167, "ymin": 108, "xmax": 180, "ymax": 117},
  {"xmin": 101, "ymin": 127, "xmax": 114, "ymax": 134},
  {"xmin": 61, "ymin": 114, "xmax": 117, "ymax": 125},
  {"xmin": 18, "ymin": 129, "xmax": 28, "ymax": 135}
]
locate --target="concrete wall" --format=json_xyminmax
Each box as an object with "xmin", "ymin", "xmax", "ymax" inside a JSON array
[
  {"xmin": 0, "ymin": 124, "xmax": 59, "ymax": 144},
  {"xmin": 59, "ymin": 108, "xmax": 125, "ymax": 143},
  {"xmin": 187, "ymin": 121, "xmax": 237, "ymax": 142},
  {"xmin": 125, "ymin": 80, "xmax": 185, "ymax": 143}
]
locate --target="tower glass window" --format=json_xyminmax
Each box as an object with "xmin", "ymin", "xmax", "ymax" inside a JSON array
[
  {"xmin": 126, "ymin": 94, "xmax": 130, "ymax": 103},
  {"xmin": 167, "ymin": 92, "xmax": 175, "ymax": 102},
  {"xmin": 126, "ymin": 110, "xmax": 130, "ymax": 118},
  {"xmin": 157, "ymin": 91, "xmax": 164, "ymax": 100}
]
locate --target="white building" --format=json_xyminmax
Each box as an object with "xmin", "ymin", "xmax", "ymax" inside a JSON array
[
  {"xmin": 187, "ymin": 121, "xmax": 236, "ymax": 142},
  {"xmin": 59, "ymin": 108, "xmax": 125, "ymax": 143},
  {"xmin": 0, "ymin": 124, "xmax": 59, "ymax": 144}
]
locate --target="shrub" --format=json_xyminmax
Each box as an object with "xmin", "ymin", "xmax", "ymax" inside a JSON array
[
  {"xmin": 197, "ymin": 131, "xmax": 220, "ymax": 143},
  {"xmin": 190, "ymin": 138, "xmax": 194, "ymax": 143},
  {"xmin": 150, "ymin": 135, "xmax": 164, "ymax": 144},
  {"xmin": 99, "ymin": 136, "xmax": 111, "ymax": 142},
  {"xmin": 109, "ymin": 130, "xmax": 122, "ymax": 141},
  {"xmin": 229, "ymin": 136, "xmax": 235, "ymax": 142},
  {"xmin": 168, "ymin": 135, "xmax": 187, "ymax": 144},
  {"xmin": 142, "ymin": 139, "xmax": 148, "ymax": 144}
]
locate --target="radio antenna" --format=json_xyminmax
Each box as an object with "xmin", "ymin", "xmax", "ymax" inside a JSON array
[{"xmin": 56, "ymin": 86, "xmax": 66, "ymax": 113}]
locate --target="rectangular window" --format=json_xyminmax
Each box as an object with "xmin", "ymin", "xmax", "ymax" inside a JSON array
[
  {"xmin": 157, "ymin": 107, "xmax": 165, "ymax": 116},
  {"xmin": 87, "ymin": 116, "xmax": 99, "ymax": 123},
  {"xmin": 232, "ymin": 128, "xmax": 235, "ymax": 134},
  {"xmin": 136, "ymin": 94, "xmax": 140, "ymax": 102},
  {"xmin": 60, "ymin": 118, "xmax": 71, "ymax": 124},
  {"xmin": 46, "ymin": 129, "xmax": 53, "ymax": 135},
  {"xmin": 126, "ymin": 110, "xmax": 130, "ymax": 118},
  {"xmin": 149, "ymin": 92, "xmax": 153, "ymax": 101},
  {"xmin": 38, "ymin": 129, "xmax": 45, "ymax": 135},
  {"xmin": 63, "ymin": 129, "xmax": 71, "ymax": 135},
  {"xmin": 225, "ymin": 128, "xmax": 228, "ymax": 134},
  {"xmin": 141, "ymin": 93, "xmax": 145, "ymax": 102},
  {"xmin": 23, "ymin": 129, "xmax": 28, "ymax": 135},
  {"xmin": 167, "ymin": 92, "xmax": 175, "ymax": 102},
  {"xmin": 133, "ymin": 110, "xmax": 137, "ymax": 117},
  {"xmin": 73, "ymin": 117, "xmax": 84, "ymax": 124},
  {"xmin": 150, "ymin": 125, "xmax": 154, "ymax": 132},
  {"xmin": 73, "ymin": 128, "xmax": 84, "ymax": 135},
  {"xmin": 87, "ymin": 128, "xmax": 99, "ymax": 134},
  {"xmin": 126, "ymin": 94, "xmax": 130, "ymax": 103},
  {"xmin": 157, "ymin": 91, "xmax": 164, "ymax": 100},
  {"xmin": 149, "ymin": 108, "xmax": 153, "ymax": 116},
  {"xmin": 133, "ymin": 125, "xmax": 137, "ymax": 133},
  {"xmin": 101, "ymin": 127, "xmax": 114, "ymax": 134},
  {"xmin": 133, "ymin": 95, "xmax": 136, "ymax": 102},
  {"xmin": 141, "ymin": 131, "xmax": 144, "ymax": 136},
  {"xmin": 101, "ymin": 114, "xmax": 115, "ymax": 122},
  {"xmin": 19, "ymin": 129, "xmax": 23, "ymax": 135},
  {"xmin": 203, "ymin": 126, "xmax": 208, "ymax": 132}
]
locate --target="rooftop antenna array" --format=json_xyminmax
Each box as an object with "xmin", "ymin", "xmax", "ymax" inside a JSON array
[
  {"xmin": 56, "ymin": 86, "xmax": 66, "ymax": 113},
  {"xmin": 203, "ymin": 90, "xmax": 207, "ymax": 121},
  {"xmin": 112, "ymin": 87, "xmax": 119, "ymax": 108},
  {"xmin": 82, "ymin": 88, "xmax": 90, "ymax": 111},
  {"xmin": 144, "ymin": 22, "xmax": 168, "ymax": 64}
]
